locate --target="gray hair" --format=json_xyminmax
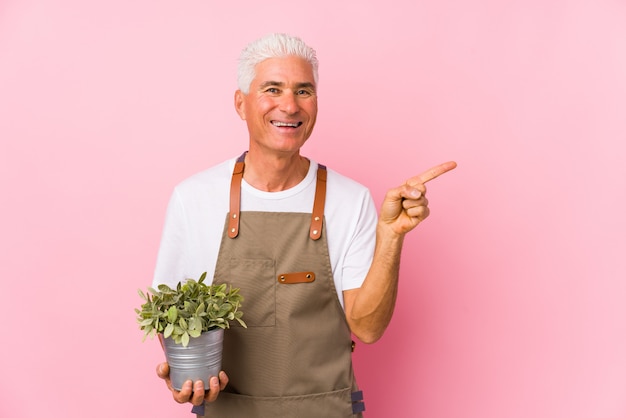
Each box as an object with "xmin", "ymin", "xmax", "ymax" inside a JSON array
[{"xmin": 237, "ymin": 33, "xmax": 319, "ymax": 94}]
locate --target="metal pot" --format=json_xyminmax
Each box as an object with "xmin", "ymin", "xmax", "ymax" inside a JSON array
[{"xmin": 160, "ymin": 328, "xmax": 224, "ymax": 391}]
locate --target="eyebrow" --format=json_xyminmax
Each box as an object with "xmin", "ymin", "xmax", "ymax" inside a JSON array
[{"xmin": 258, "ymin": 81, "xmax": 316, "ymax": 91}]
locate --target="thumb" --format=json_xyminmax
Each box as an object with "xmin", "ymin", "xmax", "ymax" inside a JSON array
[{"xmin": 156, "ymin": 362, "xmax": 170, "ymax": 379}]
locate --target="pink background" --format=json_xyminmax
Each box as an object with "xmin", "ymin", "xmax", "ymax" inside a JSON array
[{"xmin": 1, "ymin": 1, "xmax": 625, "ymax": 417}]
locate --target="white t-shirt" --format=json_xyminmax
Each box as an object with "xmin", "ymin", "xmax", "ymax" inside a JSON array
[{"xmin": 153, "ymin": 156, "xmax": 377, "ymax": 308}]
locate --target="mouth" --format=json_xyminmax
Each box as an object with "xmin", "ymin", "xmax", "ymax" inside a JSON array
[{"xmin": 271, "ymin": 120, "xmax": 303, "ymax": 128}]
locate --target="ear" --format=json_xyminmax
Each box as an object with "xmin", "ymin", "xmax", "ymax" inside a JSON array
[{"xmin": 234, "ymin": 90, "xmax": 246, "ymax": 120}]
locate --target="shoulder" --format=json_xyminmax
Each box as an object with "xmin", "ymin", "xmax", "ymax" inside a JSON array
[
  {"xmin": 321, "ymin": 164, "xmax": 377, "ymax": 225},
  {"xmin": 325, "ymin": 166, "xmax": 372, "ymax": 201},
  {"xmin": 173, "ymin": 158, "xmax": 235, "ymax": 197}
]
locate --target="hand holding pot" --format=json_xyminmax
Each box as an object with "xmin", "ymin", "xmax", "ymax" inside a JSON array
[{"xmin": 157, "ymin": 362, "xmax": 229, "ymax": 405}]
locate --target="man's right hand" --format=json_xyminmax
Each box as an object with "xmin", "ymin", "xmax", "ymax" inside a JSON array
[{"xmin": 156, "ymin": 362, "xmax": 229, "ymax": 406}]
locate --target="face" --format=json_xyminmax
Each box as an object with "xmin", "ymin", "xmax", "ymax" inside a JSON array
[{"xmin": 234, "ymin": 56, "xmax": 318, "ymax": 157}]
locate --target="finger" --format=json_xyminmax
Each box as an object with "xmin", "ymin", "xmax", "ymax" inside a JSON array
[
  {"xmin": 402, "ymin": 196, "xmax": 428, "ymax": 210},
  {"xmin": 156, "ymin": 362, "xmax": 170, "ymax": 379},
  {"xmin": 404, "ymin": 184, "xmax": 425, "ymax": 199},
  {"xmin": 218, "ymin": 371, "xmax": 229, "ymax": 391},
  {"xmin": 174, "ymin": 380, "xmax": 194, "ymax": 404},
  {"xmin": 405, "ymin": 205, "xmax": 430, "ymax": 220},
  {"xmin": 191, "ymin": 380, "xmax": 207, "ymax": 405},
  {"xmin": 157, "ymin": 363, "xmax": 178, "ymax": 395},
  {"xmin": 407, "ymin": 161, "xmax": 457, "ymax": 186},
  {"xmin": 204, "ymin": 376, "xmax": 221, "ymax": 403}
]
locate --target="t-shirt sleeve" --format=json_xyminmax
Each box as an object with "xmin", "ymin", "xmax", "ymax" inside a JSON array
[
  {"xmin": 340, "ymin": 191, "xmax": 377, "ymax": 291},
  {"xmin": 152, "ymin": 188, "xmax": 189, "ymax": 289}
]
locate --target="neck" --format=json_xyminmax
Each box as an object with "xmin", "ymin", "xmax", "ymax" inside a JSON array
[{"xmin": 243, "ymin": 151, "xmax": 310, "ymax": 192}]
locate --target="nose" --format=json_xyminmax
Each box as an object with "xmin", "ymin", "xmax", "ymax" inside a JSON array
[{"xmin": 279, "ymin": 91, "xmax": 299, "ymax": 115}]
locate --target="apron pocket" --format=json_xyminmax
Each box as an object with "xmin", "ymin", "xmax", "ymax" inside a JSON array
[{"xmin": 228, "ymin": 258, "xmax": 276, "ymax": 327}]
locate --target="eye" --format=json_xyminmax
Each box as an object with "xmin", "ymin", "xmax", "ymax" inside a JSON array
[
  {"xmin": 265, "ymin": 87, "xmax": 280, "ymax": 94},
  {"xmin": 296, "ymin": 89, "xmax": 312, "ymax": 96}
]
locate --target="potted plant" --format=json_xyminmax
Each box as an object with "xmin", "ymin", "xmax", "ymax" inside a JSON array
[{"xmin": 136, "ymin": 272, "xmax": 246, "ymax": 390}]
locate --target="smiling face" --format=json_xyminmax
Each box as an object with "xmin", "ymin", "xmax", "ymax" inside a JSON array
[{"xmin": 234, "ymin": 56, "xmax": 318, "ymax": 158}]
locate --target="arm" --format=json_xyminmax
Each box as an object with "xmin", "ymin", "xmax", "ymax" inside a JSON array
[
  {"xmin": 154, "ymin": 190, "xmax": 227, "ymax": 406},
  {"xmin": 344, "ymin": 161, "xmax": 457, "ymax": 343}
]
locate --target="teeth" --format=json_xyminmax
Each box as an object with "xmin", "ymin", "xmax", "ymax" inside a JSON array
[{"xmin": 272, "ymin": 121, "xmax": 300, "ymax": 127}]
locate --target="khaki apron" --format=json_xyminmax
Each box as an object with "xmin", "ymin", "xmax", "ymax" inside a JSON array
[{"xmin": 202, "ymin": 153, "xmax": 365, "ymax": 417}]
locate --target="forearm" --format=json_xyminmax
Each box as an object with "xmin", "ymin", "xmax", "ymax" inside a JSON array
[
  {"xmin": 346, "ymin": 160, "xmax": 456, "ymax": 343},
  {"xmin": 347, "ymin": 223, "xmax": 405, "ymax": 343}
]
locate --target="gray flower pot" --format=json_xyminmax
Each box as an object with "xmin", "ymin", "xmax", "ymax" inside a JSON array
[{"xmin": 160, "ymin": 328, "xmax": 224, "ymax": 391}]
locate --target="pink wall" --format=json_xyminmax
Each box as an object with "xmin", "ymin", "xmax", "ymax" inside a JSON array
[{"xmin": 2, "ymin": 1, "xmax": 625, "ymax": 417}]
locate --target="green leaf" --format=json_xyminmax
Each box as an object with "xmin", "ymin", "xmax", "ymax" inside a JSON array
[
  {"xmin": 142, "ymin": 324, "xmax": 153, "ymax": 337},
  {"xmin": 167, "ymin": 306, "xmax": 178, "ymax": 322},
  {"xmin": 139, "ymin": 318, "xmax": 154, "ymax": 327},
  {"xmin": 156, "ymin": 284, "xmax": 172, "ymax": 293},
  {"xmin": 188, "ymin": 317, "xmax": 200, "ymax": 331},
  {"xmin": 164, "ymin": 323, "xmax": 174, "ymax": 338},
  {"xmin": 181, "ymin": 332, "xmax": 190, "ymax": 347}
]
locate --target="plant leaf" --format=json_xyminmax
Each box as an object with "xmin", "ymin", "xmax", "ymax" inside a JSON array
[
  {"xmin": 142, "ymin": 324, "xmax": 153, "ymax": 337},
  {"xmin": 137, "ymin": 288, "xmax": 148, "ymax": 301},
  {"xmin": 164, "ymin": 323, "xmax": 174, "ymax": 338},
  {"xmin": 167, "ymin": 306, "xmax": 178, "ymax": 322},
  {"xmin": 139, "ymin": 318, "xmax": 154, "ymax": 327}
]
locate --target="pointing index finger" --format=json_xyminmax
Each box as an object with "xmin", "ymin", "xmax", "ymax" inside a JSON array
[{"xmin": 408, "ymin": 161, "xmax": 457, "ymax": 186}]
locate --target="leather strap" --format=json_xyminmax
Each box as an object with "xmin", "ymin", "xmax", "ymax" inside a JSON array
[
  {"xmin": 227, "ymin": 153, "xmax": 246, "ymax": 239},
  {"xmin": 277, "ymin": 271, "xmax": 316, "ymax": 284},
  {"xmin": 309, "ymin": 164, "xmax": 327, "ymax": 240}
]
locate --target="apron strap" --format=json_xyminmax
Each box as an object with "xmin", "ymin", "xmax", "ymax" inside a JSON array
[
  {"xmin": 309, "ymin": 164, "xmax": 326, "ymax": 240},
  {"xmin": 227, "ymin": 152, "xmax": 246, "ymax": 238},
  {"xmin": 228, "ymin": 152, "xmax": 327, "ymax": 241}
]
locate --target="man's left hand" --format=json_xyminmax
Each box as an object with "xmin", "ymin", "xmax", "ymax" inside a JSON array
[{"xmin": 379, "ymin": 161, "xmax": 457, "ymax": 235}]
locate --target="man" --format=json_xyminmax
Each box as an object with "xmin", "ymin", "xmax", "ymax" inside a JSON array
[{"xmin": 153, "ymin": 33, "xmax": 456, "ymax": 417}]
